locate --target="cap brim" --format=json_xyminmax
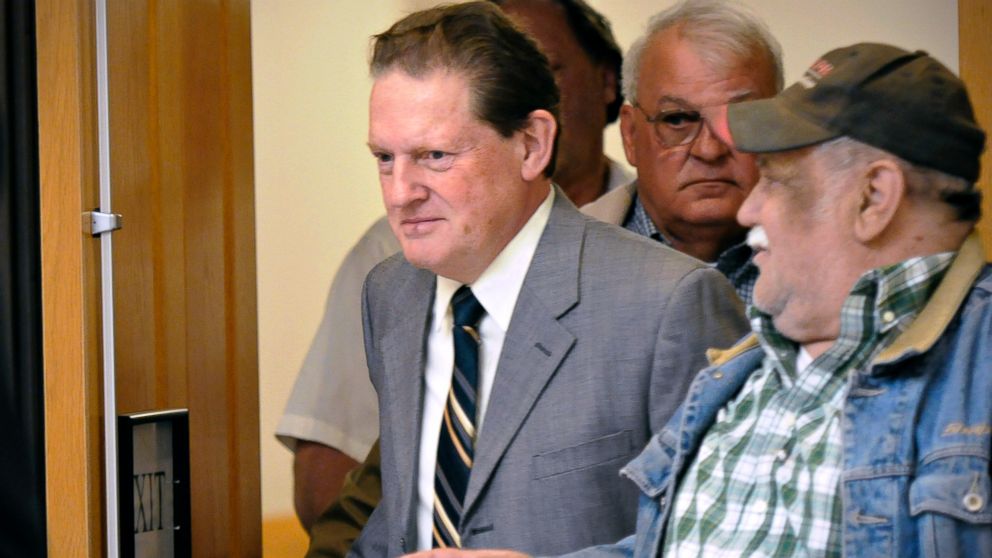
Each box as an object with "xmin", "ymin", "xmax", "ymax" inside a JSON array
[{"xmin": 728, "ymin": 97, "xmax": 838, "ymax": 153}]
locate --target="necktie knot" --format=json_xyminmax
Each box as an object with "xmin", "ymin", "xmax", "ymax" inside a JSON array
[{"xmin": 452, "ymin": 286, "xmax": 485, "ymax": 328}]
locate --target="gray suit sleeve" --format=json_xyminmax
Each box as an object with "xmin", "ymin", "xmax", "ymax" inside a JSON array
[
  {"xmin": 648, "ymin": 266, "xmax": 748, "ymax": 431},
  {"xmin": 361, "ymin": 271, "xmax": 385, "ymax": 395},
  {"xmin": 551, "ymin": 534, "xmax": 636, "ymax": 558},
  {"xmin": 347, "ymin": 275, "xmax": 389, "ymax": 557}
]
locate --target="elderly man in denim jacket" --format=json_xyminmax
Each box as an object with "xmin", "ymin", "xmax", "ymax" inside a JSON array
[
  {"xmin": 410, "ymin": 42, "xmax": 991, "ymax": 558},
  {"xmin": 614, "ymin": 42, "xmax": 991, "ymax": 557}
]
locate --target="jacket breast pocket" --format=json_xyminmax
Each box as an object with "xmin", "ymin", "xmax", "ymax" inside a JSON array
[
  {"xmin": 910, "ymin": 451, "xmax": 992, "ymax": 557},
  {"xmin": 532, "ymin": 430, "xmax": 634, "ymax": 480}
]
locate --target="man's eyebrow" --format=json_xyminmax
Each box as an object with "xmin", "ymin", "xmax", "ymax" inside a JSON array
[
  {"xmin": 654, "ymin": 95, "xmax": 691, "ymax": 107},
  {"xmin": 727, "ymin": 89, "xmax": 755, "ymax": 103}
]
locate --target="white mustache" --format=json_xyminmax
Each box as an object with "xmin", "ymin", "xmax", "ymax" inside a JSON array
[{"xmin": 747, "ymin": 226, "xmax": 768, "ymax": 251}]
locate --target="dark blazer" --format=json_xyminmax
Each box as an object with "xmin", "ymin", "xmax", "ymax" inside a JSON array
[{"xmin": 352, "ymin": 192, "xmax": 749, "ymax": 556}]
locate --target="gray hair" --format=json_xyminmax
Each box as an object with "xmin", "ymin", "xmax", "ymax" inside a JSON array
[
  {"xmin": 814, "ymin": 137, "xmax": 981, "ymax": 222},
  {"xmin": 621, "ymin": 0, "xmax": 784, "ymax": 104}
]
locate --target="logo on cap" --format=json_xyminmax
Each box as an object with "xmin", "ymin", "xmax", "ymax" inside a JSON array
[{"xmin": 797, "ymin": 58, "xmax": 834, "ymax": 89}]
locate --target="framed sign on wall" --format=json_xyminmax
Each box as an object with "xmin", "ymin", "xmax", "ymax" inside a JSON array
[{"xmin": 118, "ymin": 409, "xmax": 191, "ymax": 557}]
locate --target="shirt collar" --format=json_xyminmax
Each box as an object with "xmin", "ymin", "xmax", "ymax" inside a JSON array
[
  {"xmin": 433, "ymin": 188, "xmax": 555, "ymax": 333},
  {"xmin": 624, "ymin": 191, "xmax": 753, "ymax": 265},
  {"xmin": 714, "ymin": 241, "xmax": 754, "ymax": 276},
  {"xmin": 623, "ymin": 193, "xmax": 666, "ymax": 244},
  {"xmin": 750, "ymin": 251, "xmax": 956, "ymax": 378},
  {"xmin": 875, "ymin": 233, "xmax": 987, "ymax": 364}
]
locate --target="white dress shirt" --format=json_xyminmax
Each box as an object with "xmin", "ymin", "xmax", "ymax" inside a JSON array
[{"xmin": 416, "ymin": 188, "xmax": 555, "ymax": 549}]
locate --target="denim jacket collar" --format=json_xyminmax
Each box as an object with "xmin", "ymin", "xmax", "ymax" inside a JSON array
[{"xmin": 874, "ymin": 232, "xmax": 985, "ymax": 366}]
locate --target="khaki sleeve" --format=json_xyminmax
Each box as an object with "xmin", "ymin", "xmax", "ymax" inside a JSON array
[{"xmin": 306, "ymin": 440, "xmax": 383, "ymax": 558}]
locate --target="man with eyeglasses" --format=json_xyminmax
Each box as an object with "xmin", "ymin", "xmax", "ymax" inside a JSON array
[{"xmin": 583, "ymin": 0, "xmax": 782, "ymax": 305}]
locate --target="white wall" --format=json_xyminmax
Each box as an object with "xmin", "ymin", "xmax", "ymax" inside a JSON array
[{"xmin": 253, "ymin": 0, "xmax": 958, "ymax": 518}]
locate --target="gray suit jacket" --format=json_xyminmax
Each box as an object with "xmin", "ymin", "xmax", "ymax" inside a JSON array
[{"xmin": 353, "ymin": 192, "xmax": 748, "ymax": 556}]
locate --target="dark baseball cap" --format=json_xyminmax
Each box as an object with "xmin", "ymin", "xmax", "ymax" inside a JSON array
[{"xmin": 727, "ymin": 42, "xmax": 986, "ymax": 182}]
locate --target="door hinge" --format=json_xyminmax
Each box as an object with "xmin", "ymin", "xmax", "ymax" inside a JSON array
[{"xmin": 83, "ymin": 210, "xmax": 123, "ymax": 236}]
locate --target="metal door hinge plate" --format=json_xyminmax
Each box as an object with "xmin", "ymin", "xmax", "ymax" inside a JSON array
[{"xmin": 84, "ymin": 210, "xmax": 123, "ymax": 236}]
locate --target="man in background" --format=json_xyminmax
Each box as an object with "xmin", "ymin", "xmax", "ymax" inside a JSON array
[
  {"xmin": 277, "ymin": 0, "xmax": 632, "ymax": 533},
  {"xmin": 583, "ymin": 0, "xmax": 782, "ymax": 305}
]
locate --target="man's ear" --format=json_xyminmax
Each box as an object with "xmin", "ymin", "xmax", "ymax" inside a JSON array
[
  {"xmin": 854, "ymin": 159, "xmax": 905, "ymax": 243},
  {"xmin": 520, "ymin": 109, "xmax": 557, "ymax": 182},
  {"xmin": 618, "ymin": 104, "xmax": 638, "ymax": 167},
  {"xmin": 601, "ymin": 65, "xmax": 617, "ymax": 108}
]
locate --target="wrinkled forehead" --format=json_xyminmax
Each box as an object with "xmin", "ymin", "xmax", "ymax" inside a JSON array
[
  {"xmin": 641, "ymin": 31, "xmax": 776, "ymax": 107},
  {"xmin": 645, "ymin": 65, "xmax": 766, "ymax": 109},
  {"xmin": 372, "ymin": 66, "xmax": 480, "ymax": 113},
  {"xmin": 368, "ymin": 69, "xmax": 482, "ymax": 140}
]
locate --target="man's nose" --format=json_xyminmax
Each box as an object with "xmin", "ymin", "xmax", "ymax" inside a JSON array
[
  {"xmin": 737, "ymin": 177, "xmax": 766, "ymax": 227},
  {"xmin": 689, "ymin": 120, "xmax": 732, "ymax": 162},
  {"xmin": 384, "ymin": 158, "xmax": 429, "ymax": 207}
]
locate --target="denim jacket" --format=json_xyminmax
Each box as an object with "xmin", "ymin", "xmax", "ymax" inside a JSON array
[{"xmin": 582, "ymin": 235, "xmax": 992, "ymax": 558}]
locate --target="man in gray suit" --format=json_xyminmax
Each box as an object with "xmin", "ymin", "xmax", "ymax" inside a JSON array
[{"xmin": 353, "ymin": 3, "xmax": 748, "ymax": 555}]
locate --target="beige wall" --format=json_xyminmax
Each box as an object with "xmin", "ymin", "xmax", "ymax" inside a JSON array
[
  {"xmin": 251, "ymin": 0, "xmax": 406, "ymax": 519},
  {"xmin": 253, "ymin": 0, "xmax": 959, "ymax": 519}
]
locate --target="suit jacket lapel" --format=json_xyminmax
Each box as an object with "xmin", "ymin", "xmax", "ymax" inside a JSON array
[
  {"xmin": 579, "ymin": 180, "xmax": 635, "ymax": 225},
  {"xmin": 379, "ymin": 265, "xmax": 435, "ymax": 536},
  {"xmin": 463, "ymin": 192, "xmax": 583, "ymax": 514}
]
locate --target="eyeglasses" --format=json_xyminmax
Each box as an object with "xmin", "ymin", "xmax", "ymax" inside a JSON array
[{"xmin": 633, "ymin": 103, "xmax": 725, "ymax": 148}]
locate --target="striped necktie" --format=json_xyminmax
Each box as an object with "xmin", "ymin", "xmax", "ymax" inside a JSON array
[{"xmin": 432, "ymin": 286, "xmax": 485, "ymax": 548}]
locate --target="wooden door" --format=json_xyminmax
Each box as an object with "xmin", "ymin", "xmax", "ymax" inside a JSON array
[
  {"xmin": 960, "ymin": 0, "xmax": 992, "ymax": 259},
  {"xmin": 36, "ymin": 0, "xmax": 260, "ymax": 555}
]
